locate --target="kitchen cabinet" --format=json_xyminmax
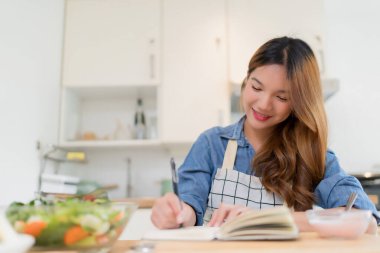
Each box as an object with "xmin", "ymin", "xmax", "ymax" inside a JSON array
[
  {"xmin": 160, "ymin": 0, "xmax": 230, "ymax": 143},
  {"xmin": 59, "ymin": 0, "xmax": 326, "ymax": 148},
  {"xmin": 227, "ymin": 0, "xmax": 324, "ymax": 85},
  {"xmin": 62, "ymin": 0, "xmax": 161, "ymax": 86},
  {"xmin": 61, "ymin": 0, "xmax": 230, "ymax": 147},
  {"xmin": 59, "ymin": 0, "xmax": 161, "ymax": 147}
]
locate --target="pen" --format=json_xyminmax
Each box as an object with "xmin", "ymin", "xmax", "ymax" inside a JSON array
[{"xmin": 170, "ymin": 157, "xmax": 183, "ymax": 227}]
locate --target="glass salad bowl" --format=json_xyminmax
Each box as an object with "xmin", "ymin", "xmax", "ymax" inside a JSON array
[
  {"xmin": 5, "ymin": 200, "xmax": 138, "ymax": 252},
  {"xmin": 306, "ymin": 209, "xmax": 372, "ymax": 239}
]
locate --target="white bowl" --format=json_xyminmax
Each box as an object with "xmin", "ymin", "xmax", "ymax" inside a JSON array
[
  {"xmin": 306, "ymin": 209, "xmax": 372, "ymax": 239},
  {"xmin": 0, "ymin": 211, "xmax": 34, "ymax": 253}
]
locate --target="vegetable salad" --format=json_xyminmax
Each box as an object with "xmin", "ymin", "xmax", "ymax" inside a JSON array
[{"xmin": 6, "ymin": 200, "xmax": 133, "ymax": 248}]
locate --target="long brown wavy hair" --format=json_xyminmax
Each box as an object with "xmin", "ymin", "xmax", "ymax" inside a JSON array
[{"xmin": 243, "ymin": 37, "xmax": 328, "ymax": 211}]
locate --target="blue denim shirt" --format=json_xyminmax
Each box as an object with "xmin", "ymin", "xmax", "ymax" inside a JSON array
[{"xmin": 178, "ymin": 117, "xmax": 380, "ymax": 225}]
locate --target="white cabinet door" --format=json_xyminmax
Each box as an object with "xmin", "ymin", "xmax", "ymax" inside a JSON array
[
  {"xmin": 160, "ymin": 0, "xmax": 230, "ymax": 143},
  {"xmin": 62, "ymin": 0, "xmax": 160, "ymax": 86},
  {"xmin": 228, "ymin": 0, "xmax": 324, "ymax": 84}
]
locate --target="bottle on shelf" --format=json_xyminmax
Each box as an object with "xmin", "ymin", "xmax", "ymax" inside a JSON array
[
  {"xmin": 148, "ymin": 115, "xmax": 157, "ymax": 139},
  {"xmin": 134, "ymin": 98, "xmax": 146, "ymax": 139},
  {"xmin": 113, "ymin": 119, "xmax": 132, "ymax": 140}
]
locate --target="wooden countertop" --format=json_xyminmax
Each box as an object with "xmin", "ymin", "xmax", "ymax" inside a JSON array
[
  {"xmin": 113, "ymin": 197, "xmax": 156, "ymax": 208},
  {"xmin": 109, "ymin": 232, "xmax": 380, "ymax": 253},
  {"xmin": 29, "ymin": 231, "xmax": 380, "ymax": 253}
]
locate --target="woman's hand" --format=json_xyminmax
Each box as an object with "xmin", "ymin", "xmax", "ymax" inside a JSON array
[
  {"xmin": 151, "ymin": 192, "xmax": 196, "ymax": 229},
  {"xmin": 208, "ymin": 203, "xmax": 250, "ymax": 227},
  {"xmin": 366, "ymin": 216, "xmax": 378, "ymax": 234},
  {"xmin": 291, "ymin": 211, "xmax": 314, "ymax": 232}
]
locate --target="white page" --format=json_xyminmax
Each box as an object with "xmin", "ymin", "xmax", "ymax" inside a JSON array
[{"xmin": 143, "ymin": 226, "xmax": 219, "ymax": 241}]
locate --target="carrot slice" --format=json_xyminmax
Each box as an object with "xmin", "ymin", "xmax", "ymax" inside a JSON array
[
  {"xmin": 113, "ymin": 211, "xmax": 125, "ymax": 223},
  {"xmin": 64, "ymin": 226, "xmax": 89, "ymax": 245},
  {"xmin": 23, "ymin": 221, "xmax": 47, "ymax": 237}
]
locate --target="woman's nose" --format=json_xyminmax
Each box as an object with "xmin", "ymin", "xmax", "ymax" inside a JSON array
[{"xmin": 257, "ymin": 95, "xmax": 272, "ymax": 111}]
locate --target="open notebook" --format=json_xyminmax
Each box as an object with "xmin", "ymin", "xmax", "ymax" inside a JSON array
[{"xmin": 143, "ymin": 206, "xmax": 299, "ymax": 241}]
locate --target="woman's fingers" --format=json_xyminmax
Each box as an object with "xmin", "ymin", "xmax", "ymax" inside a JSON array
[
  {"xmin": 152, "ymin": 198, "xmax": 250, "ymax": 229},
  {"xmin": 208, "ymin": 203, "xmax": 232, "ymax": 227},
  {"xmin": 208, "ymin": 204, "xmax": 248, "ymax": 227},
  {"xmin": 209, "ymin": 205, "xmax": 228, "ymax": 226},
  {"xmin": 151, "ymin": 192, "xmax": 182, "ymax": 229},
  {"xmin": 225, "ymin": 206, "xmax": 249, "ymax": 222}
]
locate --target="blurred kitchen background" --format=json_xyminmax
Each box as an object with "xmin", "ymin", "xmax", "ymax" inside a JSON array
[{"xmin": 1, "ymin": 0, "xmax": 380, "ymax": 206}]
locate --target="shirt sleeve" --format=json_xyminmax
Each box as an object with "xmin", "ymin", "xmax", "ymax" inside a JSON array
[
  {"xmin": 314, "ymin": 150, "xmax": 380, "ymax": 224},
  {"xmin": 178, "ymin": 133, "xmax": 214, "ymax": 226}
]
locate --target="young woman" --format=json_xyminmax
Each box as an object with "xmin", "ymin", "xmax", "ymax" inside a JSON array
[{"xmin": 151, "ymin": 37, "xmax": 379, "ymax": 233}]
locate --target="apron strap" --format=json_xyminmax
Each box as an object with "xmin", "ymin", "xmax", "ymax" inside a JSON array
[{"xmin": 221, "ymin": 140, "xmax": 238, "ymax": 170}]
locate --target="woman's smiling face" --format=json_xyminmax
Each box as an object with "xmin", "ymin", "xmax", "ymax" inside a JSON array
[{"xmin": 242, "ymin": 64, "xmax": 292, "ymax": 134}]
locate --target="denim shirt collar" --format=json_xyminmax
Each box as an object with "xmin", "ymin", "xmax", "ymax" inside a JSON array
[{"xmin": 219, "ymin": 116, "xmax": 250, "ymax": 147}]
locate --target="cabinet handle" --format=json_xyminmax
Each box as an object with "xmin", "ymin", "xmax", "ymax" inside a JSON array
[
  {"xmin": 150, "ymin": 53, "xmax": 155, "ymax": 79},
  {"xmin": 149, "ymin": 38, "xmax": 155, "ymax": 80}
]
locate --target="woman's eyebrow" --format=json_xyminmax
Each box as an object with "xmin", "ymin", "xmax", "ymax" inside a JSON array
[{"xmin": 251, "ymin": 77, "xmax": 263, "ymax": 85}]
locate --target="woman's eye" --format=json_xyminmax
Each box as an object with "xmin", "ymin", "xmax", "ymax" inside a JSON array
[
  {"xmin": 277, "ymin": 96, "xmax": 288, "ymax": 102},
  {"xmin": 251, "ymin": 84, "xmax": 261, "ymax": 91}
]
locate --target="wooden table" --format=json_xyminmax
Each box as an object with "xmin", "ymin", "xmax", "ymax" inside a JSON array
[
  {"xmin": 29, "ymin": 231, "xmax": 380, "ymax": 253},
  {"xmin": 109, "ymin": 232, "xmax": 380, "ymax": 253},
  {"xmin": 114, "ymin": 197, "xmax": 156, "ymax": 209}
]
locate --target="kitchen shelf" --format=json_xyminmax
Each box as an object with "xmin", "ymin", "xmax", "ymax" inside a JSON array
[
  {"xmin": 63, "ymin": 84, "xmax": 158, "ymax": 100},
  {"xmin": 59, "ymin": 140, "xmax": 162, "ymax": 149},
  {"xmin": 58, "ymin": 139, "xmax": 194, "ymax": 153},
  {"xmin": 59, "ymin": 85, "xmax": 159, "ymax": 145}
]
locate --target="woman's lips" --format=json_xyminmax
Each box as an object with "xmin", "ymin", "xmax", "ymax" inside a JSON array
[{"xmin": 252, "ymin": 109, "xmax": 271, "ymax": 121}]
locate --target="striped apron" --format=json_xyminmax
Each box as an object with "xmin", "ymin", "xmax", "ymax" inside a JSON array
[{"xmin": 203, "ymin": 140, "xmax": 284, "ymax": 223}]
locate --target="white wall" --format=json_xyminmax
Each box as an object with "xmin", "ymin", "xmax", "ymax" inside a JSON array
[
  {"xmin": 0, "ymin": 1, "xmax": 187, "ymax": 202},
  {"xmin": 323, "ymin": 0, "xmax": 380, "ymax": 172},
  {"xmin": 58, "ymin": 148, "xmax": 189, "ymax": 199},
  {"xmin": 0, "ymin": 0, "xmax": 64, "ymax": 205}
]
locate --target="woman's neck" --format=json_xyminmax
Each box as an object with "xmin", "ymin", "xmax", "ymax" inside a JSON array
[{"xmin": 243, "ymin": 120, "xmax": 273, "ymax": 151}]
